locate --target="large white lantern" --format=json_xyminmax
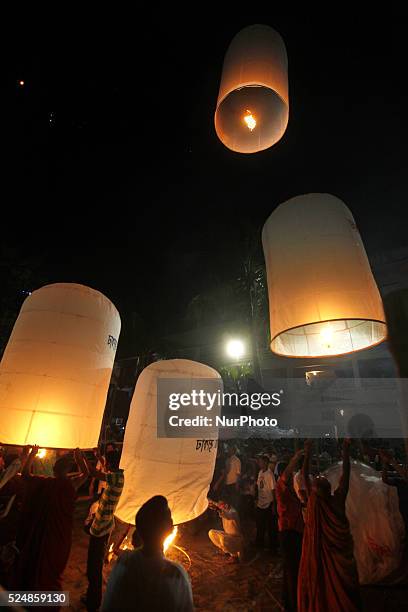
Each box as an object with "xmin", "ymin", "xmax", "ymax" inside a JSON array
[
  {"xmin": 115, "ymin": 359, "xmax": 221, "ymax": 526},
  {"xmin": 0, "ymin": 283, "xmax": 120, "ymax": 448},
  {"xmin": 215, "ymin": 24, "xmax": 288, "ymax": 154},
  {"xmin": 262, "ymin": 194, "xmax": 387, "ymax": 357}
]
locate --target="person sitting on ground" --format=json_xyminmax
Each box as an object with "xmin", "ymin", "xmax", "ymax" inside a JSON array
[
  {"xmin": 208, "ymin": 499, "xmax": 244, "ymax": 562},
  {"xmin": 101, "ymin": 495, "xmax": 193, "ymax": 612},
  {"xmin": 298, "ymin": 439, "xmax": 361, "ymax": 612}
]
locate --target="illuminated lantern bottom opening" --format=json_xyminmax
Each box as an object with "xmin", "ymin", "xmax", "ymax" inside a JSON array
[
  {"xmin": 271, "ymin": 319, "xmax": 387, "ymax": 357},
  {"xmin": 215, "ymin": 85, "xmax": 288, "ymax": 153}
]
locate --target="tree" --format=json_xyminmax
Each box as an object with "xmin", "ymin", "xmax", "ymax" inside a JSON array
[
  {"xmin": 0, "ymin": 245, "xmax": 46, "ymax": 356},
  {"xmin": 184, "ymin": 222, "xmax": 269, "ymax": 384}
]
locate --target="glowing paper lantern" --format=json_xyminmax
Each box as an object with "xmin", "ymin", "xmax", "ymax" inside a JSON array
[
  {"xmin": 115, "ymin": 359, "xmax": 221, "ymax": 525},
  {"xmin": 215, "ymin": 24, "xmax": 288, "ymax": 154},
  {"xmin": 0, "ymin": 283, "xmax": 120, "ymax": 448},
  {"xmin": 262, "ymin": 194, "xmax": 387, "ymax": 357}
]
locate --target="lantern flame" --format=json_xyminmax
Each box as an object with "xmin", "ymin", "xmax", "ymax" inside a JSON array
[
  {"xmin": 163, "ymin": 526, "xmax": 178, "ymax": 554},
  {"xmin": 244, "ymin": 110, "xmax": 256, "ymax": 131},
  {"xmin": 37, "ymin": 448, "xmax": 47, "ymax": 459},
  {"xmin": 320, "ymin": 325, "xmax": 334, "ymax": 346}
]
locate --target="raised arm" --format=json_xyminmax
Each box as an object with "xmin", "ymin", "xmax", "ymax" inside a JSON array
[
  {"xmin": 93, "ymin": 447, "xmax": 106, "ymax": 469},
  {"xmin": 213, "ymin": 468, "xmax": 225, "ymax": 492},
  {"xmin": 337, "ymin": 438, "xmax": 351, "ymax": 498},
  {"xmin": 302, "ymin": 440, "xmax": 313, "ymax": 498},
  {"xmin": 70, "ymin": 448, "xmax": 91, "ymax": 491},
  {"xmin": 21, "ymin": 445, "xmax": 39, "ymax": 477},
  {"xmin": 281, "ymin": 449, "xmax": 304, "ymax": 483}
]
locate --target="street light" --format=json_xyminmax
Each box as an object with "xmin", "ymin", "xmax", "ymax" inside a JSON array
[{"xmin": 226, "ymin": 339, "xmax": 245, "ymax": 360}]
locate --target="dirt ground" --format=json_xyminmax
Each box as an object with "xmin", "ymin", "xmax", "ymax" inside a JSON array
[{"xmin": 63, "ymin": 500, "xmax": 408, "ymax": 611}]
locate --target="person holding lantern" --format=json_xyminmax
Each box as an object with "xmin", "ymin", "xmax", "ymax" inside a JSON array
[
  {"xmin": 83, "ymin": 448, "xmax": 124, "ymax": 612},
  {"xmin": 13, "ymin": 445, "xmax": 89, "ymax": 599},
  {"xmin": 275, "ymin": 448, "xmax": 305, "ymax": 612},
  {"xmin": 297, "ymin": 439, "xmax": 361, "ymax": 612}
]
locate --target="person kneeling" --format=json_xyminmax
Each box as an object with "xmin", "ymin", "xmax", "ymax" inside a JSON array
[{"xmin": 208, "ymin": 500, "xmax": 244, "ymax": 562}]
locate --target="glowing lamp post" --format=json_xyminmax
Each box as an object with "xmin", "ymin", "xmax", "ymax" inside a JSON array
[
  {"xmin": 215, "ymin": 24, "xmax": 289, "ymax": 154},
  {"xmin": 262, "ymin": 194, "xmax": 387, "ymax": 357},
  {"xmin": 0, "ymin": 283, "xmax": 120, "ymax": 448},
  {"xmin": 226, "ymin": 339, "xmax": 245, "ymax": 360}
]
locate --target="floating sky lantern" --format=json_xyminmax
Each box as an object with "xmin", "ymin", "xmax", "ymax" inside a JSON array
[
  {"xmin": 262, "ymin": 194, "xmax": 387, "ymax": 357},
  {"xmin": 0, "ymin": 283, "xmax": 120, "ymax": 448},
  {"xmin": 115, "ymin": 359, "xmax": 221, "ymax": 526},
  {"xmin": 215, "ymin": 24, "xmax": 289, "ymax": 154}
]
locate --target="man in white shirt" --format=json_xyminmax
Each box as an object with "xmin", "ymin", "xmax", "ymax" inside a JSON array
[
  {"xmin": 224, "ymin": 445, "xmax": 241, "ymax": 506},
  {"xmin": 208, "ymin": 500, "xmax": 244, "ymax": 561},
  {"xmin": 101, "ymin": 495, "xmax": 193, "ymax": 612},
  {"xmin": 255, "ymin": 455, "xmax": 277, "ymax": 551},
  {"xmin": 214, "ymin": 445, "xmax": 241, "ymax": 508}
]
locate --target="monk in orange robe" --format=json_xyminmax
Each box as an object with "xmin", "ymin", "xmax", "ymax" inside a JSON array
[{"xmin": 298, "ymin": 439, "xmax": 361, "ymax": 612}]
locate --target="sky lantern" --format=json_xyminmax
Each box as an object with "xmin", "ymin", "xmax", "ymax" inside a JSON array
[
  {"xmin": 262, "ymin": 194, "xmax": 387, "ymax": 357},
  {"xmin": 115, "ymin": 359, "xmax": 221, "ymax": 526},
  {"xmin": 0, "ymin": 283, "xmax": 120, "ymax": 448},
  {"xmin": 214, "ymin": 24, "xmax": 289, "ymax": 154}
]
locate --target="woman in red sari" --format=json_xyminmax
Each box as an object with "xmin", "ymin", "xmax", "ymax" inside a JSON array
[
  {"xmin": 298, "ymin": 439, "xmax": 361, "ymax": 612},
  {"xmin": 14, "ymin": 446, "xmax": 89, "ymax": 597}
]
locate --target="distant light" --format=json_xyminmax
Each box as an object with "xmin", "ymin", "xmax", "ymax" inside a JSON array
[
  {"xmin": 244, "ymin": 110, "xmax": 256, "ymax": 131},
  {"xmin": 226, "ymin": 339, "xmax": 245, "ymax": 359},
  {"xmin": 19, "ymin": 80, "xmax": 24, "ymax": 87}
]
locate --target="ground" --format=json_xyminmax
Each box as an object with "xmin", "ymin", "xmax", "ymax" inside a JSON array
[{"xmin": 63, "ymin": 500, "xmax": 408, "ymax": 611}]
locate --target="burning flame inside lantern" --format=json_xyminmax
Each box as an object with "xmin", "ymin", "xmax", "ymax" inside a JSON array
[
  {"xmin": 320, "ymin": 325, "xmax": 334, "ymax": 347},
  {"xmin": 163, "ymin": 526, "xmax": 178, "ymax": 554},
  {"xmin": 37, "ymin": 448, "xmax": 47, "ymax": 459},
  {"xmin": 244, "ymin": 110, "xmax": 256, "ymax": 131}
]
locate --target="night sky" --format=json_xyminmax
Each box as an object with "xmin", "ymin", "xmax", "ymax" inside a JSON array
[{"xmin": 6, "ymin": 12, "xmax": 408, "ymax": 356}]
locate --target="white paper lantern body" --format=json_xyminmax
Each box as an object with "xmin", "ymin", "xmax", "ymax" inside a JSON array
[
  {"xmin": 215, "ymin": 24, "xmax": 288, "ymax": 154},
  {"xmin": 0, "ymin": 283, "xmax": 120, "ymax": 448},
  {"xmin": 115, "ymin": 359, "xmax": 221, "ymax": 525}
]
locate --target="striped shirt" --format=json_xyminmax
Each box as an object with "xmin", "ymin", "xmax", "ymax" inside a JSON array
[{"xmin": 90, "ymin": 470, "xmax": 124, "ymax": 537}]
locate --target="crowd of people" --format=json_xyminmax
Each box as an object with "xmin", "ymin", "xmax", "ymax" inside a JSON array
[
  {"xmin": 208, "ymin": 439, "xmax": 408, "ymax": 611},
  {"xmin": 0, "ymin": 444, "xmax": 124, "ymax": 612},
  {"xmin": 0, "ymin": 437, "xmax": 406, "ymax": 611}
]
